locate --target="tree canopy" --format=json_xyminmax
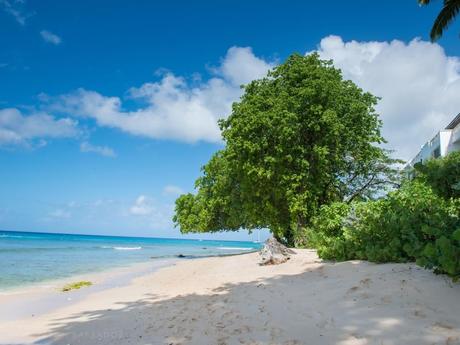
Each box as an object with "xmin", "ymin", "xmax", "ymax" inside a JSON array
[{"xmin": 173, "ymin": 53, "xmax": 399, "ymax": 246}]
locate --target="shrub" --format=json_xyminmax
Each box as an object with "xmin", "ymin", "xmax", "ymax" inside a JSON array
[
  {"xmin": 309, "ymin": 181, "xmax": 460, "ymax": 279},
  {"xmin": 307, "ymin": 202, "xmax": 352, "ymax": 260},
  {"xmin": 414, "ymin": 151, "xmax": 460, "ymax": 199},
  {"xmin": 416, "ymin": 197, "xmax": 460, "ymax": 278}
]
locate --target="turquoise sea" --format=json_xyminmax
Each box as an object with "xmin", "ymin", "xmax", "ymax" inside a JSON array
[{"xmin": 0, "ymin": 230, "xmax": 261, "ymax": 290}]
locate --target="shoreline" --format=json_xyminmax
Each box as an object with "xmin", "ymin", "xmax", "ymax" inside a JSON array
[
  {"xmin": 0, "ymin": 249, "xmax": 260, "ymax": 295},
  {"xmin": 0, "ymin": 258, "xmax": 179, "ymax": 323},
  {"xmin": 1, "ymin": 249, "xmax": 460, "ymax": 344},
  {"xmin": 0, "ymin": 258, "xmax": 179, "ymax": 295},
  {"xmin": 0, "ymin": 249, "xmax": 260, "ymax": 323}
]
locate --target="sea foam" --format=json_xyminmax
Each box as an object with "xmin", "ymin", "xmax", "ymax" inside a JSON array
[{"xmin": 113, "ymin": 246, "xmax": 142, "ymax": 251}]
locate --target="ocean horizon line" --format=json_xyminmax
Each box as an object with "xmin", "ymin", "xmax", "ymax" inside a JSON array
[{"xmin": 0, "ymin": 229, "xmax": 261, "ymax": 244}]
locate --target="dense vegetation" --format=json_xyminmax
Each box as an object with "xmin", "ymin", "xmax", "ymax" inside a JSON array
[
  {"xmin": 308, "ymin": 152, "xmax": 460, "ymax": 279},
  {"xmin": 174, "ymin": 53, "xmax": 400, "ymax": 246},
  {"xmin": 173, "ymin": 52, "xmax": 459, "ymax": 280}
]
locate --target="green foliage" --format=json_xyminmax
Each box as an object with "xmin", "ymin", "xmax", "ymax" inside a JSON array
[
  {"xmin": 61, "ymin": 281, "xmax": 92, "ymax": 292},
  {"xmin": 414, "ymin": 151, "xmax": 460, "ymax": 199},
  {"xmin": 306, "ymin": 202, "xmax": 352, "ymax": 260},
  {"xmin": 174, "ymin": 53, "xmax": 399, "ymax": 246},
  {"xmin": 418, "ymin": 0, "xmax": 460, "ymax": 41},
  {"xmin": 309, "ymin": 180, "xmax": 460, "ymax": 279}
]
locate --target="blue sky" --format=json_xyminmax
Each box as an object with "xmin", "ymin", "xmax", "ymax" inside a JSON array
[{"xmin": 1, "ymin": 0, "xmax": 460, "ymax": 241}]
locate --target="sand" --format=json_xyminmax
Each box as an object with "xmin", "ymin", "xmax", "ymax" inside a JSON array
[{"xmin": 1, "ymin": 249, "xmax": 459, "ymax": 345}]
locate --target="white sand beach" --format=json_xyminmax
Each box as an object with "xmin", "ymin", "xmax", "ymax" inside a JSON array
[{"xmin": 1, "ymin": 249, "xmax": 460, "ymax": 345}]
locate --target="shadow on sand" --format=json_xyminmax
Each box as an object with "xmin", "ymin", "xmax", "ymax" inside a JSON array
[{"xmin": 22, "ymin": 260, "xmax": 460, "ymax": 345}]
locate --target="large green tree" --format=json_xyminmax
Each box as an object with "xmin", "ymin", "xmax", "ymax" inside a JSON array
[{"xmin": 174, "ymin": 53, "xmax": 399, "ymax": 246}]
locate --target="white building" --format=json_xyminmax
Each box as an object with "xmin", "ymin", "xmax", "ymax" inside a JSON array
[{"xmin": 406, "ymin": 113, "xmax": 460, "ymax": 169}]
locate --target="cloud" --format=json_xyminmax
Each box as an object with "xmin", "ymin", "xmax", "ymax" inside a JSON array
[
  {"xmin": 0, "ymin": 108, "xmax": 79, "ymax": 147},
  {"xmin": 80, "ymin": 141, "xmax": 116, "ymax": 157},
  {"xmin": 40, "ymin": 30, "xmax": 62, "ymax": 45},
  {"xmin": 46, "ymin": 47, "xmax": 274, "ymax": 143},
  {"xmin": 315, "ymin": 35, "xmax": 460, "ymax": 160},
  {"xmin": 129, "ymin": 195, "xmax": 154, "ymax": 216},
  {"xmin": 128, "ymin": 195, "xmax": 173, "ymax": 229},
  {"xmin": 39, "ymin": 39, "xmax": 460, "ymax": 161},
  {"xmin": 217, "ymin": 46, "xmax": 276, "ymax": 86},
  {"xmin": 0, "ymin": 0, "xmax": 32, "ymax": 25},
  {"xmin": 162, "ymin": 185, "xmax": 184, "ymax": 196}
]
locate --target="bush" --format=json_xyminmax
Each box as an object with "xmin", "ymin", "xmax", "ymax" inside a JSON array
[
  {"xmin": 309, "ymin": 181, "xmax": 460, "ymax": 279},
  {"xmin": 416, "ymin": 197, "xmax": 460, "ymax": 278},
  {"xmin": 306, "ymin": 202, "xmax": 352, "ymax": 260},
  {"xmin": 414, "ymin": 151, "xmax": 460, "ymax": 199}
]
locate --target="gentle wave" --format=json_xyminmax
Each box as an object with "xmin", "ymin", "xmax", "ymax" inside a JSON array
[
  {"xmin": 219, "ymin": 247, "xmax": 254, "ymax": 250},
  {"xmin": 113, "ymin": 246, "xmax": 142, "ymax": 251},
  {"xmin": 99, "ymin": 246, "xmax": 143, "ymax": 250},
  {"xmin": 0, "ymin": 235, "xmax": 25, "ymax": 239}
]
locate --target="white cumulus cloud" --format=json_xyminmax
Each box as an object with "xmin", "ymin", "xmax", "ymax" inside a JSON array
[
  {"xmin": 128, "ymin": 195, "xmax": 173, "ymax": 229},
  {"xmin": 129, "ymin": 195, "xmax": 154, "ymax": 216},
  {"xmin": 0, "ymin": 108, "xmax": 79, "ymax": 147},
  {"xmin": 38, "ymin": 38, "xmax": 460, "ymax": 161},
  {"xmin": 80, "ymin": 141, "xmax": 116, "ymax": 157},
  {"xmin": 217, "ymin": 46, "xmax": 276, "ymax": 86},
  {"xmin": 315, "ymin": 35, "xmax": 460, "ymax": 160},
  {"xmin": 40, "ymin": 30, "xmax": 62, "ymax": 45},
  {"xmin": 46, "ymin": 47, "xmax": 274, "ymax": 143}
]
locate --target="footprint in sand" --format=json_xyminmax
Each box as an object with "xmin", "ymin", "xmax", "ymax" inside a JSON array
[
  {"xmin": 345, "ymin": 332, "xmax": 367, "ymax": 344},
  {"xmin": 359, "ymin": 278, "xmax": 372, "ymax": 288},
  {"xmin": 217, "ymin": 333, "xmax": 230, "ymax": 344},
  {"xmin": 432, "ymin": 322, "xmax": 455, "ymax": 332},
  {"xmin": 446, "ymin": 336, "xmax": 460, "ymax": 345},
  {"xmin": 413, "ymin": 309, "xmax": 427, "ymax": 318},
  {"xmin": 215, "ymin": 322, "xmax": 226, "ymax": 329},
  {"xmin": 232, "ymin": 328, "xmax": 243, "ymax": 335},
  {"xmin": 347, "ymin": 286, "xmax": 360, "ymax": 294},
  {"xmin": 283, "ymin": 340, "xmax": 302, "ymax": 345}
]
